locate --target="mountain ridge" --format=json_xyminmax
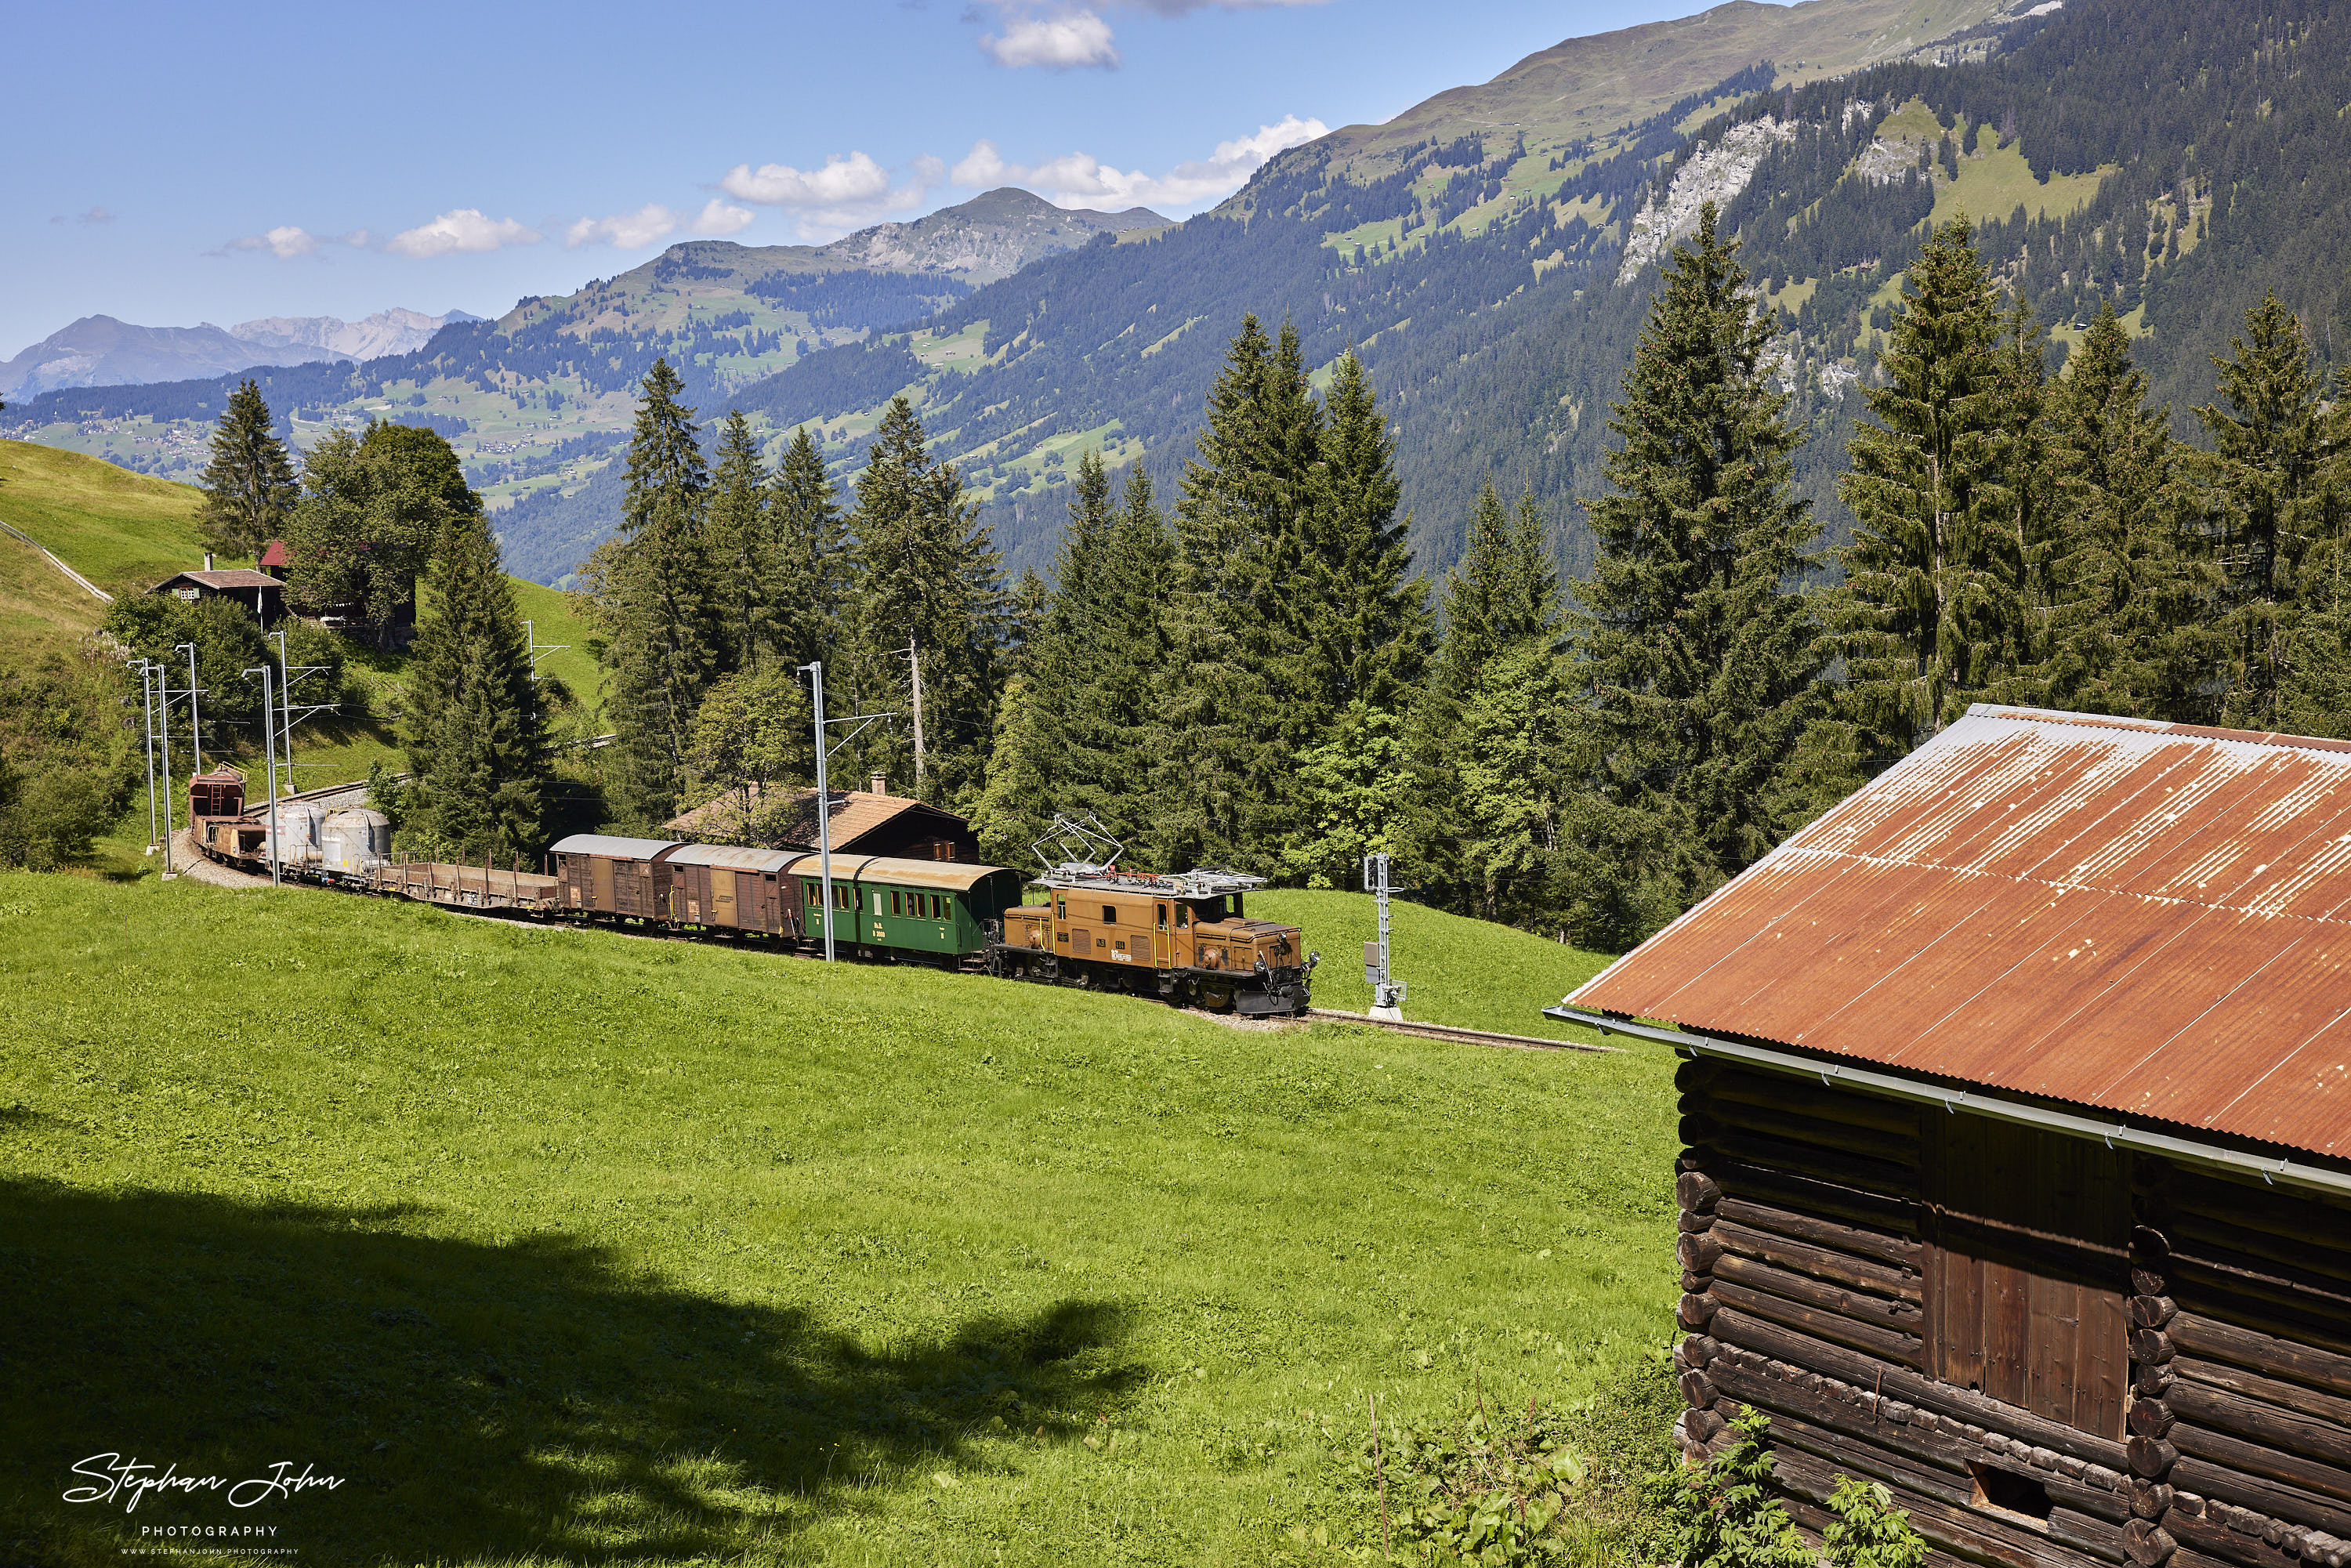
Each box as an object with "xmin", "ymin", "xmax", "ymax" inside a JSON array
[{"xmin": 0, "ymin": 308, "xmax": 484, "ymax": 400}]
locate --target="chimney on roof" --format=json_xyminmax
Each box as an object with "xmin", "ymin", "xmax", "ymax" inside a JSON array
[
  {"xmin": 203, "ymin": 552, "xmax": 214, "ymax": 571},
  {"xmin": 870, "ymin": 772, "xmax": 888, "ymax": 796}
]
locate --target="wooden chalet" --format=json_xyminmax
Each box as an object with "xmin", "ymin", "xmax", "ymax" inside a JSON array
[
  {"xmin": 1550, "ymin": 706, "xmax": 2351, "ymax": 1568},
  {"xmin": 148, "ymin": 562, "xmax": 284, "ymax": 625},
  {"xmin": 663, "ymin": 776, "xmax": 978, "ymax": 861}
]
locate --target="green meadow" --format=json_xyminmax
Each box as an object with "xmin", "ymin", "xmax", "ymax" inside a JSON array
[{"xmin": 0, "ymin": 874, "xmax": 1679, "ymax": 1565}]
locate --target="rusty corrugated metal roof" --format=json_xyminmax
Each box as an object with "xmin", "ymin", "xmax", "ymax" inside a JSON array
[
  {"xmin": 1570, "ymin": 704, "xmax": 2351, "ymax": 1161},
  {"xmin": 662, "ymin": 785, "xmax": 926, "ymax": 848}
]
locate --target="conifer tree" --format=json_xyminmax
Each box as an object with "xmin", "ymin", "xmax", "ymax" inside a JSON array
[
  {"xmin": 1306, "ymin": 350, "xmax": 1430, "ymax": 717},
  {"xmin": 846, "ymin": 397, "xmax": 1003, "ymax": 803},
  {"xmin": 770, "ymin": 425, "xmax": 848, "ymax": 671},
  {"xmin": 197, "ymin": 379, "xmax": 299, "ymax": 560},
  {"xmin": 1835, "ymin": 215, "xmax": 2025, "ymax": 758},
  {"xmin": 595, "ymin": 358, "xmax": 716, "ymax": 825},
  {"xmin": 1431, "ymin": 485, "xmax": 1557, "ymax": 697},
  {"xmin": 1154, "ymin": 316, "xmax": 1323, "ymax": 864},
  {"xmin": 706, "ymin": 411, "xmax": 781, "ymax": 675},
  {"xmin": 400, "ymin": 511, "xmax": 549, "ymax": 856},
  {"xmin": 1094, "ymin": 467, "xmax": 1176, "ymax": 824},
  {"xmin": 2192, "ymin": 292, "xmax": 2344, "ymax": 730},
  {"xmin": 1990, "ymin": 297, "xmax": 2059, "ymax": 706},
  {"xmin": 1570, "ymin": 202, "xmax": 1827, "ymax": 936},
  {"xmin": 2042, "ymin": 302, "xmax": 2204, "ymax": 717},
  {"xmin": 1407, "ymin": 485, "xmax": 1561, "ymax": 914}
]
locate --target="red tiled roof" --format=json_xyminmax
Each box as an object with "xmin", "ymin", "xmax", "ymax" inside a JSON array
[
  {"xmin": 1570, "ymin": 705, "xmax": 2351, "ymax": 1161},
  {"xmin": 258, "ymin": 539, "xmax": 289, "ymax": 567}
]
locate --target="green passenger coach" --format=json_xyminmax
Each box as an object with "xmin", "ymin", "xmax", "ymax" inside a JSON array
[{"xmin": 790, "ymin": 853, "xmax": 1028, "ymax": 959}]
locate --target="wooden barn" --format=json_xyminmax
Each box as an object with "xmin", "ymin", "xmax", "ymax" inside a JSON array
[{"xmin": 1549, "ymin": 706, "xmax": 2351, "ymax": 1568}]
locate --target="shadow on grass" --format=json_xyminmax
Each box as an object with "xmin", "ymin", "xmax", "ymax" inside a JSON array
[{"xmin": 0, "ymin": 1178, "xmax": 1137, "ymax": 1564}]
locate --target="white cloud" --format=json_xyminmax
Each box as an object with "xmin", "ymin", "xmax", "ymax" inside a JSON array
[
  {"xmin": 566, "ymin": 205, "xmax": 682, "ymax": 250},
  {"xmin": 981, "ymin": 7, "xmax": 1120, "ymax": 69},
  {"xmin": 715, "ymin": 150, "xmax": 944, "ymax": 238},
  {"xmin": 219, "ymin": 224, "xmax": 371, "ymax": 259},
  {"xmin": 951, "ymin": 114, "xmax": 1328, "ymax": 212},
  {"xmin": 691, "ymin": 198, "xmax": 757, "ymax": 237},
  {"xmin": 1111, "ymin": 0, "xmax": 1330, "ymax": 11},
  {"xmin": 78, "ymin": 205, "xmax": 115, "ymax": 226},
  {"xmin": 567, "ymin": 199, "xmax": 759, "ymax": 249},
  {"xmin": 383, "ymin": 208, "xmax": 542, "ymax": 259},
  {"xmin": 720, "ymin": 151, "xmax": 894, "ymax": 208}
]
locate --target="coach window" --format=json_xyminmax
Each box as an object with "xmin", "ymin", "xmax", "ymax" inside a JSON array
[
  {"xmin": 889, "ymin": 890, "xmax": 901, "ymax": 915},
  {"xmin": 806, "ymin": 881, "xmax": 820, "ymax": 905}
]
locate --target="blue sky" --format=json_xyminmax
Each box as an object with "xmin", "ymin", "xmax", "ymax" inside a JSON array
[{"xmin": 6, "ymin": 0, "xmax": 1737, "ymax": 358}]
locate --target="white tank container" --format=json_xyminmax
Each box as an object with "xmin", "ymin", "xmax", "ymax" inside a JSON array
[
  {"xmin": 321, "ymin": 809, "xmax": 392, "ymax": 878},
  {"xmin": 266, "ymin": 802, "xmax": 324, "ymax": 869}
]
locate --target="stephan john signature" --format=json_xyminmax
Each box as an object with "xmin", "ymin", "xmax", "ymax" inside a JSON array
[{"xmin": 64, "ymin": 1454, "xmax": 344, "ymax": 1512}]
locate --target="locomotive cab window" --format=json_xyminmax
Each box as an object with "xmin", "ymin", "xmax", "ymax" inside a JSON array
[
  {"xmin": 1157, "ymin": 903, "xmax": 1168, "ymax": 930},
  {"xmin": 1175, "ymin": 904, "xmax": 1190, "ymax": 929},
  {"xmin": 1102, "ymin": 904, "xmax": 1118, "ymax": 925}
]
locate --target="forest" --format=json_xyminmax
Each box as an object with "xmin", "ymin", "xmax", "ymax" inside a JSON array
[{"xmin": 121, "ymin": 189, "xmax": 2324, "ymax": 955}]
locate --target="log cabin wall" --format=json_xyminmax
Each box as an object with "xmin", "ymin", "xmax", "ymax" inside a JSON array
[
  {"xmin": 1675, "ymin": 1056, "xmax": 2143, "ymax": 1568},
  {"xmin": 2132, "ymin": 1161, "xmax": 2351, "ymax": 1568}
]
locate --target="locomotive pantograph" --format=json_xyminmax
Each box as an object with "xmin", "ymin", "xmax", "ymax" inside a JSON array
[{"xmin": 987, "ymin": 816, "xmax": 1317, "ymax": 1016}]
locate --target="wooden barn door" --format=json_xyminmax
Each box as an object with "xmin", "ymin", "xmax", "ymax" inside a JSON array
[{"xmin": 1923, "ymin": 1116, "xmax": 2129, "ymax": 1439}]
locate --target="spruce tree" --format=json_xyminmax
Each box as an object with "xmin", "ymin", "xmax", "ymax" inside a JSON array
[
  {"xmin": 770, "ymin": 425, "xmax": 848, "ymax": 671},
  {"xmin": 1990, "ymin": 297, "xmax": 2058, "ymax": 707},
  {"xmin": 1094, "ymin": 467, "xmax": 1176, "ymax": 827},
  {"xmin": 2192, "ymin": 292, "xmax": 2343, "ymax": 730},
  {"xmin": 1408, "ymin": 484, "xmax": 1560, "ymax": 914},
  {"xmin": 846, "ymin": 397, "xmax": 1003, "ymax": 804},
  {"xmin": 400, "ymin": 511, "xmax": 549, "ymax": 857},
  {"xmin": 2043, "ymin": 302, "xmax": 2204, "ymax": 718},
  {"xmin": 1570, "ymin": 201, "xmax": 1827, "ymax": 934},
  {"xmin": 596, "ymin": 358, "xmax": 717, "ymax": 825},
  {"xmin": 1306, "ymin": 349, "xmax": 1430, "ymax": 717},
  {"xmin": 706, "ymin": 410, "xmax": 781, "ymax": 675},
  {"xmin": 197, "ymin": 379, "xmax": 299, "ymax": 560},
  {"xmin": 1157, "ymin": 316, "xmax": 1321, "ymax": 866}
]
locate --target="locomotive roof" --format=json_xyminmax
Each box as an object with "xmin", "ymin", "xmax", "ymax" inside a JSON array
[
  {"xmin": 549, "ymin": 833, "xmax": 683, "ymax": 860},
  {"xmin": 1030, "ymin": 866, "xmax": 1268, "ymax": 896}
]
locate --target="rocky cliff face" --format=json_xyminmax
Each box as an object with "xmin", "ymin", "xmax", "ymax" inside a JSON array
[{"xmin": 1617, "ymin": 116, "xmax": 1798, "ymax": 284}]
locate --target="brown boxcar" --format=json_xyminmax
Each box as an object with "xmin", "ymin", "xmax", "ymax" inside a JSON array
[
  {"xmin": 667, "ymin": 844, "xmax": 802, "ymax": 936},
  {"xmin": 550, "ymin": 834, "xmax": 685, "ymax": 920}
]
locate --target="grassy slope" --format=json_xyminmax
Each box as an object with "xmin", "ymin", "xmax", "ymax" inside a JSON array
[
  {"xmin": 0, "ymin": 439, "xmax": 605, "ymax": 804},
  {"xmin": 1252, "ymin": 889, "xmax": 1617, "ymax": 1048},
  {"xmin": 0, "ymin": 873, "xmax": 1677, "ymax": 1566}
]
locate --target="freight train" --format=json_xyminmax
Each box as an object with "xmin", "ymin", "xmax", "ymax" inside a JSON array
[{"xmin": 186, "ymin": 774, "xmax": 1317, "ymax": 1015}]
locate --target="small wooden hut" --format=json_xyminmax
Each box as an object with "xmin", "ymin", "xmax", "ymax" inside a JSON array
[{"xmin": 1551, "ymin": 706, "xmax": 2351, "ymax": 1568}]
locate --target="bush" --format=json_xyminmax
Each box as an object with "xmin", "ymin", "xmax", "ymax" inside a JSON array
[
  {"xmin": 1825, "ymin": 1475, "xmax": 1928, "ymax": 1568},
  {"xmin": 0, "ymin": 762, "xmax": 115, "ymax": 870},
  {"xmin": 1648, "ymin": 1407, "xmax": 1813, "ymax": 1568},
  {"xmin": 1358, "ymin": 1351, "xmax": 1683, "ymax": 1566}
]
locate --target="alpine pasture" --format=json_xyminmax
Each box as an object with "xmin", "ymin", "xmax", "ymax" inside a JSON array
[{"xmin": 0, "ymin": 873, "xmax": 1677, "ymax": 1564}]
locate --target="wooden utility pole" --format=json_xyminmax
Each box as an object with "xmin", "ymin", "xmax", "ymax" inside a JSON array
[{"xmin": 906, "ymin": 636, "xmax": 926, "ymax": 785}]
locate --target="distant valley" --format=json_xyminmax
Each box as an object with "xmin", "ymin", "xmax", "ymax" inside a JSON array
[{"xmin": 8, "ymin": 0, "xmax": 2345, "ymax": 592}]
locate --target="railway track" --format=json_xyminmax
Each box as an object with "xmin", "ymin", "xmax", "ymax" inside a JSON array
[
  {"xmin": 1299, "ymin": 1008, "xmax": 1618, "ymax": 1054},
  {"xmin": 185, "ymin": 777, "xmax": 1618, "ymax": 1056}
]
